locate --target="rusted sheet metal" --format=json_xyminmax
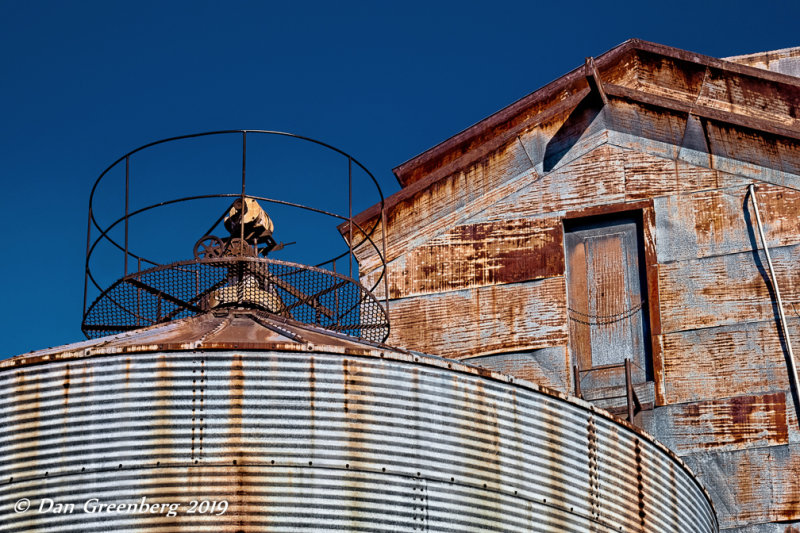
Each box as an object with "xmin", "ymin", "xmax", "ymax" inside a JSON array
[
  {"xmin": 633, "ymin": 49, "xmax": 709, "ymax": 104},
  {"xmin": 642, "ymin": 392, "xmax": 796, "ymax": 455},
  {"xmin": 0, "ymin": 345, "xmax": 716, "ymax": 532},
  {"xmin": 726, "ymin": 46, "xmax": 800, "ymax": 76},
  {"xmin": 353, "ymin": 137, "xmax": 540, "ymax": 273},
  {"xmin": 356, "ymin": 118, "xmax": 616, "ymax": 274},
  {"xmin": 661, "ymin": 320, "xmax": 796, "ymax": 404},
  {"xmin": 632, "ymin": 48, "xmax": 800, "ymax": 130},
  {"xmin": 658, "ymin": 243, "xmax": 800, "ymax": 334},
  {"xmin": 705, "ymin": 122, "xmax": 800, "ymax": 184},
  {"xmin": 462, "ymin": 347, "xmax": 570, "ymax": 393},
  {"xmin": 696, "ymin": 68, "xmax": 800, "ymax": 129},
  {"xmin": 622, "ymin": 149, "xmax": 729, "ymax": 201},
  {"xmin": 478, "ymin": 142, "xmax": 625, "ymax": 223},
  {"xmin": 386, "ymin": 277, "xmax": 568, "ymax": 359},
  {"xmin": 654, "ymin": 185, "xmax": 772, "ymax": 264},
  {"xmin": 0, "ymin": 309, "xmax": 387, "ymax": 371},
  {"xmin": 725, "ymin": 521, "xmax": 800, "ymax": 533},
  {"xmin": 605, "ymin": 99, "xmax": 688, "ymax": 160},
  {"xmin": 392, "ymin": 40, "xmax": 800, "ymax": 191},
  {"xmin": 381, "ymin": 217, "xmax": 563, "ymax": 300},
  {"xmin": 683, "ymin": 443, "xmax": 800, "ymax": 529}
]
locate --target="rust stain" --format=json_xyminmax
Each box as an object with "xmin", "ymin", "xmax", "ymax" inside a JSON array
[
  {"xmin": 388, "ymin": 217, "xmax": 563, "ymax": 300},
  {"xmin": 662, "ymin": 323, "xmax": 790, "ymax": 404},
  {"xmin": 672, "ymin": 393, "xmax": 788, "ymax": 452},
  {"xmin": 388, "ymin": 277, "xmax": 568, "ymax": 359},
  {"xmin": 62, "ymin": 363, "xmax": 70, "ymax": 404},
  {"xmin": 228, "ymin": 353, "xmax": 248, "ymax": 532}
]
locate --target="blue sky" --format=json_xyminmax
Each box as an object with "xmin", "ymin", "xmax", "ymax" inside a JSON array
[{"xmin": 1, "ymin": 0, "xmax": 798, "ymax": 357}]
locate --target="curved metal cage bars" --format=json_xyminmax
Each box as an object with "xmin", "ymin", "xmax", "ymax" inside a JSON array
[
  {"xmin": 83, "ymin": 257, "xmax": 390, "ymax": 344},
  {"xmin": 83, "ymin": 130, "xmax": 389, "ymax": 341}
]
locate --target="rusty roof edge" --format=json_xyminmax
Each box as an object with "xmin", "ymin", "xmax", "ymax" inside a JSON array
[
  {"xmin": 345, "ymin": 39, "xmax": 800, "ymax": 233},
  {"xmin": 0, "ymin": 333, "xmax": 717, "ymax": 523},
  {"xmin": 390, "ymin": 39, "xmax": 633, "ymax": 186},
  {"xmin": 391, "ymin": 38, "xmax": 800, "ymax": 187},
  {"xmin": 0, "ymin": 309, "xmax": 395, "ymax": 369},
  {"xmin": 348, "ymin": 87, "xmax": 591, "ymax": 230}
]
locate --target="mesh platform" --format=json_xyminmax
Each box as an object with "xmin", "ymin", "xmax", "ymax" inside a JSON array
[{"xmin": 83, "ymin": 257, "xmax": 389, "ymax": 343}]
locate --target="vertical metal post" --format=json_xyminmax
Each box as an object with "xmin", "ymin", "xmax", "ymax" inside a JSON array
[
  {"xmin": 348, "ymin": 157, "xmax": 353, "ymax": 279},
  {"xmin": 137, "ymin": 258, "xmax": 142, "ymax": 326},
  {"xmin": 124, "ymin": 156, "xmax": 130, "ymax": 275},
  {"xmin": 240, "ymin": 131, "xmax": 247, "ymax": 244},
  {"xmin": 625, "ymin": 358, "xmax": 635, "ymax": 423},
  {"xmin": 749, "ymin": 184, "xmax": 800, "ymax": 423},
  {"xmin": 333, "ymin": 259, "xmax": 340, "ymax": 326},
  {"xmin": 83, "ymin": 207, "xmax": 93, "ymax": 316},
  {"xmin": 381, "ymin": 205, "xmax": 390, "ymax": 324},
  {"xmin": 573, "ymin": 365, "xmax": 582, "ymax": 399}
]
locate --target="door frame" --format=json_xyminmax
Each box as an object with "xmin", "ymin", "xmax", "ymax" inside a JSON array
[{"xmin": 563, "ymin": 199, "xmax": 665, "ymax": 406}]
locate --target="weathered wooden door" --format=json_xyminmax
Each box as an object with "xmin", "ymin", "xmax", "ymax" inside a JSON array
[{"xmin": 564, "ymin": 214, "xmax": 651, "ymax": 388}]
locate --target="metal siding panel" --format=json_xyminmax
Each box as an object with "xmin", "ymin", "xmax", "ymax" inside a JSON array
[
  {"xmin": 658, "ymin": 244, "xmax": 800, "ymax": 334},
  {"xmin": 462, "ymin": 347, "xmax": 570, "ymax": 392},
  {"xmin": 355, "ymin": 139, "xmax": 537, "ymax": 273},
  {"xmin": 0, "ymin": 349, "xmax": 717, "ymax": 532},
  {"xmin": 682, "ymin": 444, "xmax": 800, "ymax": 529},
  {"xmin": 661, "ymin": 320, "xmax": 795, "ymax": 404},
  {"xmin": 655, "ymin": 184, "xmax": 800, "ymax": 264},
  {"xmin": 642, "ymin": 393, "xmax": 794, "ymax": 454},
  {"xmin": 385, "ymin": 277, "xmax": 568, "ymax": 359},
  {"xmin": 382, "ymin": 218, "xmax": 564, "ymax": 300}
]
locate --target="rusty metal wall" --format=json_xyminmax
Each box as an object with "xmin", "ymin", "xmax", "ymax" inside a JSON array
[
  {"xmin": 342, "ymin": 42, "xmax": 800, "ymax": 531},
  {"xmin": 0, "ymin": 348, "xmax": 716, "ymax": 532}
]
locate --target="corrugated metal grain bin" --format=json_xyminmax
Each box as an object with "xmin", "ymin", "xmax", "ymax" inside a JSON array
[{"xmin": 0, "ymin": 309, "xmax": 717, "ymax": 532}]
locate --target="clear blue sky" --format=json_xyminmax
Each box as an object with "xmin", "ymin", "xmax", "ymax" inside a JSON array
[{"xmin": 1, "ymin": 0, "xmax": 798, "ymax": 357}]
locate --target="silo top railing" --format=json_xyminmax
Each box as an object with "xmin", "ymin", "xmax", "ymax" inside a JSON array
[{"xmin": 82, "ymin": 130, "xmax": 390, "ymax": 343}]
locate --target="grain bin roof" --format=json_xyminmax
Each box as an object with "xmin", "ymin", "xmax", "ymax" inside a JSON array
[{"xmin": 1, "ymin": 308, "xmax": 393, "ymax": 369}]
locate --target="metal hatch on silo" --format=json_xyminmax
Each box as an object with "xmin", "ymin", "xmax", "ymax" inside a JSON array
[{"xmin": 0, "ymin": 130, "xmax": 718, "ymax": 532}]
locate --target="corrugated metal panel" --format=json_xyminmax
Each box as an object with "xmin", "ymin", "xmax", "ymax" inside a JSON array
[{"xmin": 0, "ymin": 348, "xmax": 716, "ymax": 532}]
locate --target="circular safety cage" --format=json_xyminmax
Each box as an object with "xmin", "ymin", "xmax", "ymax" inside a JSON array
[{"xmin": 82, "ymin": 130, "xmax": 389, "ymax": 343}]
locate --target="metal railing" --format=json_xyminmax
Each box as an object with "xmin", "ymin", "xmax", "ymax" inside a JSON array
[
  {"xmin": 573, "ymin": 358, "xmax": 643, "ymax": 423},
  {"xmin": 82, "ymin": 130, "xmax": 391, "ymax": 340}
]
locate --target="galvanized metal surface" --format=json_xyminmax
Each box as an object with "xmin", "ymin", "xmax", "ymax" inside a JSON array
[{"xmin": 0, "ymin": 340, "xmax": 716, "ymax": 532}]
